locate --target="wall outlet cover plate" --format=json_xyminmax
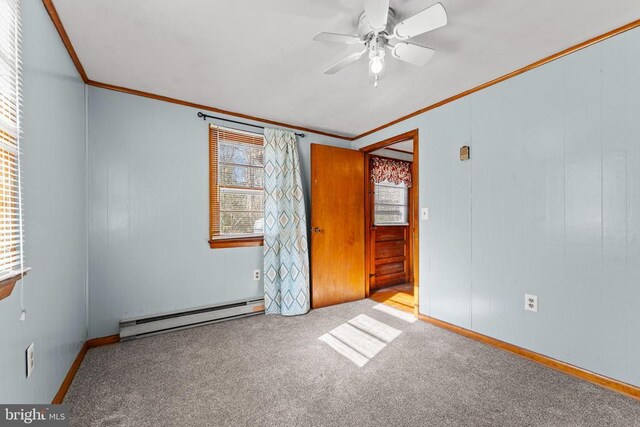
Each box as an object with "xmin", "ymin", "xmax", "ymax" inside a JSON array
[
  {"xmin": 26, "ymin": 343, "xmax": 34, "ymax": 378},
  {"xmin": 525, "ymin": 294, "xmax": 538, "ymax": 312}
]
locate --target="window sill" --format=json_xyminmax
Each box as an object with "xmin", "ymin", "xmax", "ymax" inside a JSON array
[
  {"xmin": 209, "ymin": 237, "xmax": 264, "ymax": 249},
  {"xmin": 0, "ymin": 268, "xmax": 30, "ymax": 302}
]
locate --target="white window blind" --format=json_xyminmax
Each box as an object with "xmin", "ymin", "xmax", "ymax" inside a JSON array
[
  {"xmin": 210, "ymin": 126, "xmax": 264, "ymax": 239},
  {"xmin": 374, "ymin": 181, "xmax": 408, "ymax": 225},
  {"xmin": 0, "ymin": 0, "xmax": 24, "ymax": 278}
]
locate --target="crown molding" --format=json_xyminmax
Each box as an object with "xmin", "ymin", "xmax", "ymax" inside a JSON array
[
  {"xmin": 41, "ymin": 0, "xmax": 353, "ymax": 141},
  {"xmin": 42, "ymin": 1, "xmax": 640, "ymax": 143},
  {"xmin": 85, "ymin": 80, "xmax": 353, "ymax": 140},
  {"xmin": 352, "ymin": 18, "xmax": 640, "ymax": 140},
  {"xmin": 42, "ymin": 0, "xmax": 88, "ymax": 83}
]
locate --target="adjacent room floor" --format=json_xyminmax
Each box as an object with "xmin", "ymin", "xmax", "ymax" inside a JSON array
[
  {"xmin": 65, "ymin": 299, "xmax": 640, "ymax": 426},
  {"xmin": 369, "ymin": 283, "xmax": 415, "ymax": 314}
]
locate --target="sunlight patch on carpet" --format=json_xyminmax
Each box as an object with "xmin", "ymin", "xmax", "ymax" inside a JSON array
[
  {"xmin": 372, "ymin": 303, "xmax": 417, "ymax": 323},
  {"xmin": 319, "ymin": 314, "xmax": 402, "ymax": 366}
]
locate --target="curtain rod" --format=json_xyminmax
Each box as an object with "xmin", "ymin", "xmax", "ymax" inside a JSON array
[{"xmin": 196, "ymin": 112, "xmax": 305, "ymax": 138}]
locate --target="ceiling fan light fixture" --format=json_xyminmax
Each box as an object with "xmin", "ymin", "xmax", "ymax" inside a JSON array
[
  {"xmin": 369, "ymin": 49, "xmax": 385, "ymax": 74},
  {"xmin": 370, "ymin": 56, "xmax": 384, "ymax": 74},
  {"xmin": 313, "ymin": 1, "xmax": 448, "ymax": 86}
]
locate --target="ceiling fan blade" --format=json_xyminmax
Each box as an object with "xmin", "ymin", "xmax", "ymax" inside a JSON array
[
  {"xmin": 313, "ymin": 32, "xmax": 363, "ymax": 45},
  {"xmin": 324, "ymin": 49, "xmax": 367, "ymax": 75},
  {"xmin": 393, "ymin": 3, "xmax": 447, "ymax": 40},
  {"xmin": 364, "ymin": 0, "xmax": 390, "ymax": 32},
  {"xmin": 391, "ymin": 42, "xmax": 435, "ymax": 67}
]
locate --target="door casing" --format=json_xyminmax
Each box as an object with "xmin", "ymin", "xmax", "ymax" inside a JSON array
[{"xmin": 361, "ymin": 129, "xmax": 420, "ymax": 316}]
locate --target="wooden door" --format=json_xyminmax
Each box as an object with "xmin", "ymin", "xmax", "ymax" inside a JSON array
[
  {"xmin": 370, "ymin": 225, "xmax": 410, "ymax": 290},
  {"xmin": 310, "ymin": 144, "xmax": 365, "ymax": 308}
]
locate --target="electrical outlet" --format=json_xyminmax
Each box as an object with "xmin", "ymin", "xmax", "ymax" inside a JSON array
[
  {"xmin": 253, "ymin": 269, "xmax": 261, "ymax": 281},
  {"xmin": 26, "ymin": 343, "xmax": 34, "ymax": 378},
  {"xmin": 525, "ymin": 294, "xmax": 538, "ymax": 312}
]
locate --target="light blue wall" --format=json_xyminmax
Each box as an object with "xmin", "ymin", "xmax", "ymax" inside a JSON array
[
  {"xmin": 87, "ymin": 87, "xmax": 351, "ymax": 338},
  {"xmin": 0, "ymin": 0, "xmax": 87, "ymax": 403},
  {"xmin": 352, "ymin": 27, "xmax": 640, "ymax": 387},
  {"xmin": 6, "ymin": 1, "xmax": 638, "ymax": 402}
]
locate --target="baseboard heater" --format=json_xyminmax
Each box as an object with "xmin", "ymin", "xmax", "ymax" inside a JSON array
[{"xmin": 119, "ymin": 298, "xmax": 265, "ymax": 341}]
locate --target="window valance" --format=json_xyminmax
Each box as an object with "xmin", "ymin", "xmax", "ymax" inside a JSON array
[{"xmin": 370, "ymin": 157, "xmax": 412, "ymax": 188}]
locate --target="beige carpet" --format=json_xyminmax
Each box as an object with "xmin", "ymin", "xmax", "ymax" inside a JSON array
[{"xmin": 65, "ymin": 299, "xmax": 640, "ymax": 426}]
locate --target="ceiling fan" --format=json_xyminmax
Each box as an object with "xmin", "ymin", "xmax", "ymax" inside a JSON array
[{"xmin": 313, "ymin": 0, "xmax": 447, "ymax": 87}]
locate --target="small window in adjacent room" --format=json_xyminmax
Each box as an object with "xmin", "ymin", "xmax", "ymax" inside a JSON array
[
  {"xmin": 209, "ymin": 125, "xmax": 265, "ymax": 248},
  {"xmin": 0, "ymin": 0, "xmax": 27, "ymax": 300},
  {"xmin": 374, "ymin": 181, "xmax": 408, "ymax": 225}
]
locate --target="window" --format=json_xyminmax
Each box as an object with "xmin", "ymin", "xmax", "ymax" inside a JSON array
[
  {"xmin": 209, "ymin": 125, "xmax": 264, "ymax": 248},
  {"xmin": 0, "ymin": 0, "xmax": 26, "ymax": 299},
  {"xmin": 374, "ymin": 181, "xmax": 408, "ymax": 225}
]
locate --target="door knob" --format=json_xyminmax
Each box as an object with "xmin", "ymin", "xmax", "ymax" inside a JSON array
[{"xmin": 312, "ymin": 227, "xmax": 323, "ymax": 233}]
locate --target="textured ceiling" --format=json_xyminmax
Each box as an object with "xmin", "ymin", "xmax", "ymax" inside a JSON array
[{"xmin": 52, "ymin": 0, "xmax": 640, "ymax": 138}]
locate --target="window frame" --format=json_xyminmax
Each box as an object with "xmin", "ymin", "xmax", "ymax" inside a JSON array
[
  {"xmin": 0, "ymin": 0, "xmax": 28, "ymax": 301},
  {"xmin": 208, "ymin": 125, "xmax": 264, "ymax": 249}
]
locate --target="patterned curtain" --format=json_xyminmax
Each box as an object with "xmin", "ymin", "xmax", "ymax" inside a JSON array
[
  {"xmin": 263, "ymin": 128, "xmax": 310, "ymax": 315},
  {"xmin": 370, "ymin": 157, "xmax": 412, "ymax": 187}
]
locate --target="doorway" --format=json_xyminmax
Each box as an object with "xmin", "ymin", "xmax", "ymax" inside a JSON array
[
  {"xmin": 308, "ymin": 130, "xmax": 419, "ymax": 315},
  {"xmin": 361, "ymin": 130, "xmax": 419, "ymax": 316}
]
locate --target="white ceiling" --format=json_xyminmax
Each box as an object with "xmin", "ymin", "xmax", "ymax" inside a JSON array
[{"xmin": 53, "ymin": 0, "xmax": 640, "ymax": 138}]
